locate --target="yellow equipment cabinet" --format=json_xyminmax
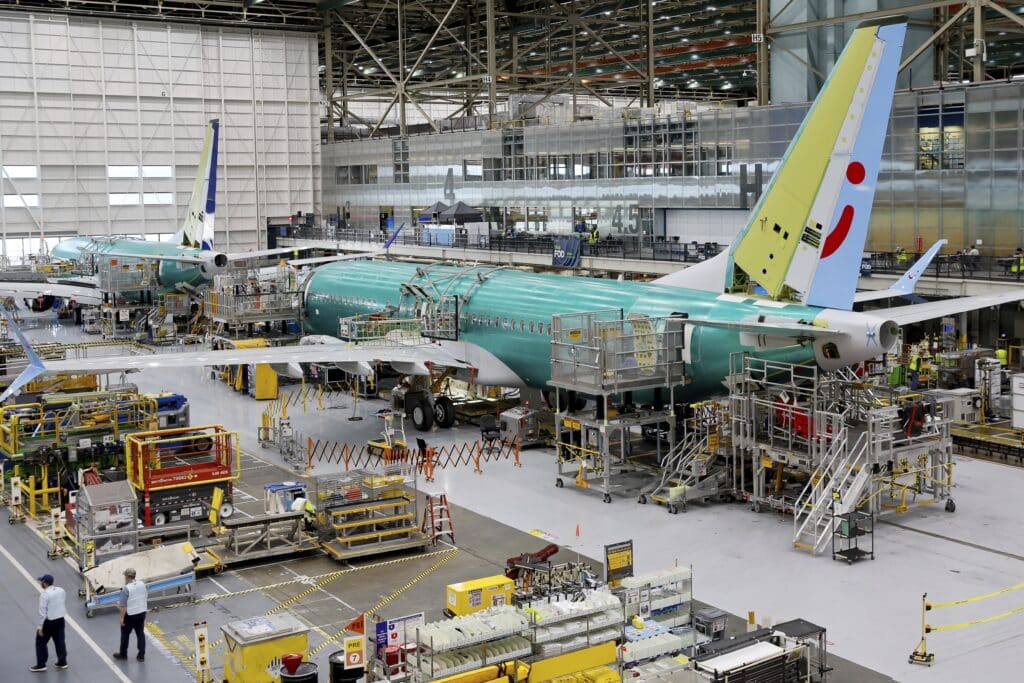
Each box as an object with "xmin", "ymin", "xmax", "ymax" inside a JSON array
[
  {"xmin": 222, "ymin": 614, "xmax": 309, "ymax": 682},
  {"xmin": 445, "ymin": 575, "xmax": 514, "ymax": 617}
]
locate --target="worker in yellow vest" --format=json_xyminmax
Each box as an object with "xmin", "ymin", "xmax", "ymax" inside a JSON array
[
  {"xmin": 996, "ymin": 348, "xmax": 1008, "ymax": 367},
  {"xmin": 908, "ymin": 354, "xmax": 922, "ymax": 390}
]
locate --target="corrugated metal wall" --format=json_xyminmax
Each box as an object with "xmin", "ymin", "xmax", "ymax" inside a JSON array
[{"xmin": 0, "ymin": 11, "xmax": 320, "ymax": 253}]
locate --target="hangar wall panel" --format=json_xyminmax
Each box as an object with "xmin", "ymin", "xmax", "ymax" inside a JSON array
[{"xmin": 0, "ymin": 12, "xmax": 319, "ymax": 256}]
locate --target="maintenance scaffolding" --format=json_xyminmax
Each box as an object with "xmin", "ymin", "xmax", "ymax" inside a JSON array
[
  {"xmin": 727, "ymin": 354, "xmax": 955, "ymax": 555},
  {"xmin": 549, "ymin": 309, "xmax": 688, "ymax": 503},
  {"xmin": 204, "ymin": 264, "xmax": 304, "ymax": 331}
]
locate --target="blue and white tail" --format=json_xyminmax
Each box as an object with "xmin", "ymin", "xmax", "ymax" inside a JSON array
[
  {"xmin": 175, "ymin": 119, "xmax": 219, "ymax": 250},
  {"xmin": 656, "ymin": 18, "xmax": 906, "ymax": 311}
]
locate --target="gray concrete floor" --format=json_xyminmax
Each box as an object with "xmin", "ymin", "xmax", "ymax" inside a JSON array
[{"xmin": 5, "ymin": 314, "xmax": 1003, "ymax": 681}]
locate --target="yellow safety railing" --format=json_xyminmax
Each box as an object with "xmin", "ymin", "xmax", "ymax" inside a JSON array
[
  {"xmin": 910, "ymin": 582, "xmax": 1024, "ymax": 665},
  {"xmin": 0, "ymin": 396, "xmax": 158, "ymax": 455}
]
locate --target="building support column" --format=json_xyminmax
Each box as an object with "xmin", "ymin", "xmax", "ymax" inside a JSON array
[
  {"xmin": 397, "ymin": 0, "xmax": 407, "ymax": 135},
  {"xmin": 972, "ymin": 0, "xmax": 984, "ymax": 83},
  {"xmin": 485, "ymin": 0, "xmax": 498, "ymax": 127},
  {"xmin": 646, "ymin": 0, "xmax": 655, "ymax": 107},
  {"xmin": 324, "ymin": 19, "xmax": 334, "ymax": 142},
  {"xmin": 756, "ymin": 0, "xmax": 769, "ymax": 105}
]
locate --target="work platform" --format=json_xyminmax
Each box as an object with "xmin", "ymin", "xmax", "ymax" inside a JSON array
[
  {"xmin": 727, "ymin": 355, "xmax": 955, "ymax": 555},
  {"xmin": 204, "ymin": 264, "xmax": 303, "ymax": 332},
  {"xmin": 550, "ymin": 309, "xmax": 687, "ymax": 502},
  {"xmin": 200, "ymin": 511, "xmax": 320, "ymax": 570}
]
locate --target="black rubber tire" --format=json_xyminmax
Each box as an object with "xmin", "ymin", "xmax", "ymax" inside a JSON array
[
  {"xmin": 412, "ymin": 397, "xmax": 434, "ymax": 431},
  {"xmin": 945, "ymin": 499, "xmax": 956, "ymax": 513},
  {"xmin": 153, "ymin": 512, "xmax": 167, "ymax": 526},
  {"xmin": 219, "ymin": 502, "xmax": 234, "ymax": 519},
  {"xmin": 602, "ymin": 494, "xmax": 612, "ymax": 504},
  {"xmin": 667, "ymin": 504, "xmax": 678, "ymax": 515},
  {"xmin": 555, "ymin": 478, "xmax": 564, "ymax": 488},
  {"xmin": 638, "ymin": 495, "xmax": 647, "ymax": 505},
  {"xmin": 433, "ymin": 395, "xmax": 456, "ymax": 428}
]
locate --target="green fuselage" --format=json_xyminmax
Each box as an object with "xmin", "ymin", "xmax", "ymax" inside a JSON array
[
  {"xmin": 51, "ymin": 237, "xmax": 210, "ymax": 292},
  {"xmin": 304, "ymin": 261, "xmax": 825, "ymax": 401}
]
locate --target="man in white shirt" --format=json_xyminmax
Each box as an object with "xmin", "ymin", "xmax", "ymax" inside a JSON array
[
  {"xmin": 31, "ymin": 574, "xmax": 68, "ymax": 673},
  {"xmin": 112, "ymin": 567, "xmax": 148, "ymax": 662}
]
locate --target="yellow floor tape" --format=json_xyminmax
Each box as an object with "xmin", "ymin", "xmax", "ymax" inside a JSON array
[
  {"xmin": 309, "ymin": 548, "xmax": 460, "ymax": 657},
  {"xmin": 145, "ymin": 621, "xmax": 198, "ymax": 674},
  {"xmin": 160, "ymin": 548, "xmax": 454, "ymax": 611}
]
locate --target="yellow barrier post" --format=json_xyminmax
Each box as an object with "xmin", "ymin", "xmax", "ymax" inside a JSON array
[{"xmin": 908, "ymin": 593, "xmax": 934, "ymax": 666}]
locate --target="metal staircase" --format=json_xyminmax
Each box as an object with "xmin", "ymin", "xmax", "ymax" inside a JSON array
[
  {"xmin": 792, "ymin": 428, "xmax": 871, "ymax": 554},
  {"xmin": 640, "ymin": 430, "xmax": 724, "ymax": 513}
]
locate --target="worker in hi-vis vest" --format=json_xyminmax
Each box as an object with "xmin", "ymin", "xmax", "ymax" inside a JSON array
[
  {"xmin": 908, "ymin": 354, "xmax": 923, "ymax": 390},
  {"xmin": 113, "ymin": 567, "xmax": 148, "ymax": 662}
]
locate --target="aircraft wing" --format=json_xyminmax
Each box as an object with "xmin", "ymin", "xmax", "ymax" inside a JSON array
[
  {"xmin": 854, "ymin": 239, "xmax": 946, "ymax": 303},
  {"xmin": 0, "ymin": 338, "xmax": 471, "ymax": 403},
  {"xmin": 689, "ymin": 318, "xmax": 844, "ymax": 340},
  {"xmin": 38, "ymin": 343, "xmax": 471, "ymax": 375},
  {"xmin": 884, "ymin": 290, "xmax": 1024, "ymax": 327},
  {"xmin": 288, "ymin": 252, "xmax": 386, "ymax": 267},
  {"xmin": 0, "ymin": 279, "xmax": 103, "ymax": 305}
]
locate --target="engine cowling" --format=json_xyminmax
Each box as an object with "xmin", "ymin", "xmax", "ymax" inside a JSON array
[
  {"xmin": 810, "ymin": 309, "xmax": 898, "ymax": 371},
  {"xmin": 198, "ymin": 251, "xmax": 229, "ymax": 277}
]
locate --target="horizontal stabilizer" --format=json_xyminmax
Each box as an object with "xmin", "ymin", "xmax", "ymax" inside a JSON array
[
  {"xmin": 288, "ymin": 223, "xmax": 406, "ymax": 267},
  {"xmin": 854, "ymin": 239, "xmax": 947, "ymax": 303}
]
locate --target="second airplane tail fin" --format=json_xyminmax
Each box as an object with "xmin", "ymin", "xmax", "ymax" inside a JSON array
[
  {"xmin": 725, "ymin": 18, "xmax": 906, "ymax": 310},
  {"xmin": 175, "ymin": 119, "xmax": 219, "ymax": 250}
]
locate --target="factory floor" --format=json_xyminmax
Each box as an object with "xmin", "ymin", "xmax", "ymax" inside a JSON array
[{"xmin": 7, "ymin": 316, "xmax": 1021, "ymax": 681}]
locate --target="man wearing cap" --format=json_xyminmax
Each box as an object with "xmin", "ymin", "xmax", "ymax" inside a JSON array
[
  {"xmin": 112, "ymin": 567, "xmax": 148, "ymax": 662},
  {"xmin": 31, "ymin": 574, "xmax": 68, "ymax": 672}
]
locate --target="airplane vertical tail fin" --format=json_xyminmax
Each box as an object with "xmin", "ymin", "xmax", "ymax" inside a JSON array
[
  {"xmin": 725, "ymin": 18, "xmax": 906, "ymax": 309},
  {"xmin": 175, "ymin": 119, "xmax": 219, "ymax": 250}
]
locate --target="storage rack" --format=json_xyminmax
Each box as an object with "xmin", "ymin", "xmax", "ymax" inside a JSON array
[
  {"xmin": 619, "ymin": 566, "xmax": 692, "ymax": 629},
  {"xmin": 618, "ymin": 567, "xmax": 694, "ymax": 666},
  {"xmin": 522, "ymin": 591, "xmax": 624, "ymax": 659},
  {"xmin": 409, "ymin": 607, "xmax": 532, "ymax": 680}
]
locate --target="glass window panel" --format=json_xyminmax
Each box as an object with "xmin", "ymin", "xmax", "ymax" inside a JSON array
[
  {"xmin": 142, "ymin": 165, "xmax": 173, "ymax": 178},
  {"xmin": 143, "ymin": 192, "xmax": 175, "ymax": 205},
  {"xmin": 109, "ymin": 192, "xmax": 140, "ymax": 205},
  {"xmin": 3, "ymin": 194, "xmax": 39, "ymax": 208},
  {"xmin": 108, "ymin": 165, "xmax": 140, "ymax": 178},
  {"xmin": 2, "ymin": 165, "xmax": 37, "ymax": 178}
]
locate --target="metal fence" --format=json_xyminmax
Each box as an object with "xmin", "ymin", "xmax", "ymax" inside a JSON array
[{"xmin": 284, "ymin": 225, "xmax": 724, "ymax": 263}]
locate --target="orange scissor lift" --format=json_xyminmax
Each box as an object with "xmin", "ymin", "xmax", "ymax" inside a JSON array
[{"xmin": 125, "ymin": 425, "xmax": 240, "ymax": 527}]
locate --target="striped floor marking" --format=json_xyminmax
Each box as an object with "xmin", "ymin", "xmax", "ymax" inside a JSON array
[
  {"xmin": 309, "ymin": 548, "xmax": 460, "ymax": 657},
  {"xmin": 207, "ymin": 548, "xmax": 458, "ymax": 652},
  {"xmin": 160, "ymin": 548, "xmax": 454, "ymax": 610}
]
